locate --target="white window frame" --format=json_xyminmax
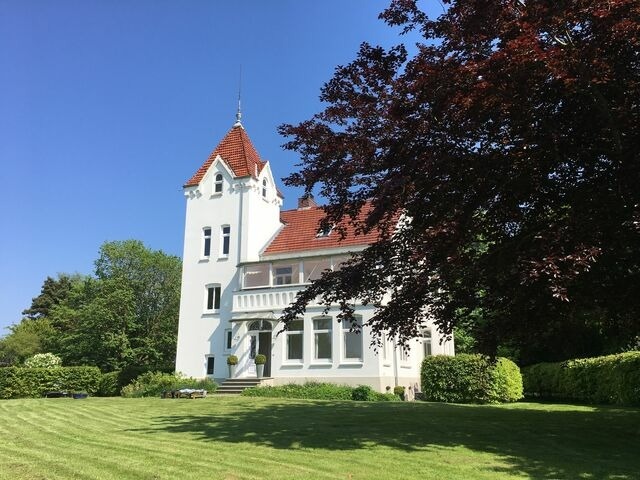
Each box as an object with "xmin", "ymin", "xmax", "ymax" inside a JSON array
[
  {"xmin": 213, "ymin": 173, "xmax": 223, "ymax": 195},
  {"xmin": 204, "ymin": 284, "xmax": 221, "ymax": 312},
  {"xmin": 313, "ymin": 316, "xmax": 332, "ymax": 362},
  {"xmin": 273, "ymin": 264, "xmax": 294, "ymax": 286},
  {"xmin": 220, "ymin": 225, "xmax": 231, "ymax": 257},
  {"xmin": 342, "ymin": 317, "xmax": 363, "ymax": 361},
  {"xmin": 262, "ymin": 178, "xmax": 268, "ymax": 199},
  {"xmin": 202, "ymin": 227, "xmax": 212, "ymax": 259},
  {"xmin": 224, "ymin": 328, "xmax": 233, "ymax": 352},
  {"xmin": 205, "ymin": 355, "xmax": 215, "ymax": 376},
  {"xmin": 285, "ymin": 319, "xmax": 304, "ymax": 363}
]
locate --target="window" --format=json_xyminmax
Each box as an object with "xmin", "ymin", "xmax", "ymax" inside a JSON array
[
  {"xmin": 206, "ymin": 285, "xmax": 221, "ymax": 311},
  {"xmin": 203, "ymin": 228, "xmax": 212, "ymax": 257},
  {"xmin": 382, "ymin": 333, "xmax": 388, "ymax": 361},
  {"xmin": 221, "ymin": 226, "xmax": 230, "ymax": 256},
  {"xmin": 262, "ymin": 178, "xmax": 268, "ymax": 198},
  {"xmin": 206, "ymin": 356, "xmax": 215, "ymax": 375},
  {"xmin": 214, "ymin": 174, "xmax": 223, "ymax": 194},
  {"xmin": 331, "ymin": 255, "xmax": 349, "ymax": 271},
  {"xmin": 303, "ymin": 258, "xmax": 331, "ymax": 283},
  {"xmin": 286, "ymin": 319, "xmax": 304, "ymax": 361},
  {"xmin": 316, "ymin": 225, "xmax": 332, "ymax": 237},
  {"xmin": 422, "ymin": 329, "xmax": 432, "ymax": 357},
  {"xmin": 224, "ymin": 329, "xmax": 232, "ymax": 351},
  {"xmin": 342, "ymin": 317, "xmax": 363, "ymax": 360},
  {"xmin": 313, "ymin": 317, "xmax": 332, "ymax": 360},
  {"xmin": 248, "ymin": 320, "xmax": 272, "ymax": 331},
  {"xmin": 243, "ymin": 264, "xmax": 270, "ymax": 288},
  {"xmin": 399, "ymin": 346, "xmax": 409, "ymax": 362},
  {"xmin": 273, "ymin": 262, "xmax": 299, "ymax": 285}
]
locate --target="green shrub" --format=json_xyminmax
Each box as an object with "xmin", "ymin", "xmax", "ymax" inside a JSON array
[
  {"xmin": 352, "ymin": 385, "xmax": 377, "ymax": 401},
  {"xmin": 97, "ymin": 371, "xmax": 120, "ymax": 397},
  {"xmin": 0, "ymin": 366, "xmax": 102, "ymax": 399},
  {"xmin": 421, "ymin": 354, "xmax": 523, "ymax": 404},
  {"xmin": 242, "ymin": 382, "xmax": 354, "ymax": 400},
  {"xmin": 121, "ymin": 371, "xmax": 217, "ymax": 398},
  {"xmin": 522, "ymin": 351, "xmax": 640, "ymax": 406},
  {"xmin": 241, "ymin": 382, "xmax": 399, "ymax": 402},
  {"xmin": 254, "ymin": 354, "xmax": 266, "ymax": 365},
  {"xmin": 393, "ymin": 385, "xmax": 405, "ymax": 400},
  {"xmin": 227, "ymin": 355, "xmax": 238, "ymax": 365},
  {"xmin": 23, "ymin": 353, "xmax": 62, "ymax": 368}
]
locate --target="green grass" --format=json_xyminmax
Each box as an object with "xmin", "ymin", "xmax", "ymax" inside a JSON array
[{"xmin": 0, "ymin": 397, "xmax": 638, "ymax": 480}]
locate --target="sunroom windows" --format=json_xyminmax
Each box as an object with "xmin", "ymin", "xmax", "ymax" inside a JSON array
[{"xmin": 241, "ymin": 255, "xmax": 350, "ymax": 289}]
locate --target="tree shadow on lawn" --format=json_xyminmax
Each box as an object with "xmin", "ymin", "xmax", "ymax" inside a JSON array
[{"xmin": 131, "ymin": 399, "xmax": 640, "ymax": 479}]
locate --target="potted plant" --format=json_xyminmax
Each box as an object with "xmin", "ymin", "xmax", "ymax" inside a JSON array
[
  {"xmin": 227, "ymin": 355, "xmax": 238, "ymax": 378},
  {"xmin": 254, "ymin": 354, "xmax": 266, "ymax": 378}
]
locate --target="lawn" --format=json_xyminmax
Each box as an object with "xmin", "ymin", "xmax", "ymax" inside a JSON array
[{"xmin": 0, "ymin": 397, "xmax": 638, "ymax": 480}]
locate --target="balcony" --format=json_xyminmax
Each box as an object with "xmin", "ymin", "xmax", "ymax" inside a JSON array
[{"xmin": 233, "ymin": 285, "xmax": 319, "ymax": 312}]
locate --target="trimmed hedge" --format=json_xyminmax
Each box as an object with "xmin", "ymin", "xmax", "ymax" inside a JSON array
[
  {"xmin": 120, "ymin": 371, "xmax": 218, "ymax": 398},
  {"xmin": 522, "ymin": 351, "xmax": 640, "ymax": 406},
  {"xmin": 0, "ymin": 366, "xmax": 102, "ymax": 399},
  {"xmin": 97, "ymin": 371, "xmax": 120, "ymax": 397},
  {"xmin": 421, "ymin": 354, "xmax": 523, "ymax": 404},
  {"xmin": 241, "ymin": 382, "xmax": 400, "ymax": 402}
]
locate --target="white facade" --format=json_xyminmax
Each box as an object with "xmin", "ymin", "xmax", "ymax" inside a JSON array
[{"xmin": 175, "ymin": 123, "xmax": 453, "ymax": 391}]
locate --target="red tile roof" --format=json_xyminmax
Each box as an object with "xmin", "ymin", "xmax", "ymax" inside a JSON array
[
  {"xmin": 185, "ymin": 124, "xmax": 266, "ymax": 187},
  {"xmin": 262, "ymin": 204, "xmax": 382, "ymax": 256}
]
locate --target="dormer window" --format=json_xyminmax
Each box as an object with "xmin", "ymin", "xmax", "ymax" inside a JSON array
[
  {"xmin": 262, "ymin": 178, "xmax": 268, "ymax": 198},
  {"xmin": 316, "ymin": 225, "xmax": 332, "ymax": 238},
  {"xmin": 214, "ymin": 174, "xmax": 223, "ymax": 194}
]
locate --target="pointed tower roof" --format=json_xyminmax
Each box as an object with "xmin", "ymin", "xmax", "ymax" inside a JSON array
[{"xmin": 184, "ymin": 124, "xmax": 266, "ymax": 187}]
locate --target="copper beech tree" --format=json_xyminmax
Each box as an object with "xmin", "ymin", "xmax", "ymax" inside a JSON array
[{"xmin": 278, "ymin": 0, "xmax": 640, "ymax": 362}]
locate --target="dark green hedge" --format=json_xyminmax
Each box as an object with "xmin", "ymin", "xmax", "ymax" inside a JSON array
[
  {"xmin": 241, "ymin": 382, "xmax": 399, "ymax": 401},
  {"xmin": 0, "ymin": 366, "xmax": 102, "ymax": 399},
  {"xmin": 421, "ymin": 354, "xmax": 523, "ymax": 404},
  {"xmin": 522, "ymin": 351, "xmax": 640, "ymax": 406}
]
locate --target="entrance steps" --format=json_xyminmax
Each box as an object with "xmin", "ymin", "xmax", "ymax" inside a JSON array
[{"xmin": 216, "ymin": 377, "xmax": 272, "ymax": 395}]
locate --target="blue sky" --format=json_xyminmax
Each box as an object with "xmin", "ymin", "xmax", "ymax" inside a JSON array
[{"xmin": 0, "ymin": 0, "xmax": 424, "ymax": 334}]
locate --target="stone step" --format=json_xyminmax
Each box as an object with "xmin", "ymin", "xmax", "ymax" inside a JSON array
[{"xmin": 215, "ymin": 377, "xmax": 272, "ymax": 395}]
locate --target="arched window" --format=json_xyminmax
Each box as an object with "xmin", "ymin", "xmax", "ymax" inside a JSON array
[
  {"xmin": 421, "ymin": 329, "xmax": 432, "ymax": 357},
  {"xmin": 262, "ymin": 178, "xmax": 268, "ymax": 198},
  {"xmin": 214, "ymin": 174, "xmax": 223, "ymax": 194},
  {"xmin": 248, "ymin": 320, "xmax": 272, "ymax": 331}
]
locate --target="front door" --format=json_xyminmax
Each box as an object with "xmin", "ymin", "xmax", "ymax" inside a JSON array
[
  {"xmin": 258, "ymin": 331, "xmax": 272, "ymax": 377},
  {"xmin": 246, "ymin": 320, "xmax": 273, "ymax": 378}
]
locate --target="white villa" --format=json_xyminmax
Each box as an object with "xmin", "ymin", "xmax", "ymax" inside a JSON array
[{"xmin": 175, "ymin": 116, "xmax": 454, "ymax": 391}]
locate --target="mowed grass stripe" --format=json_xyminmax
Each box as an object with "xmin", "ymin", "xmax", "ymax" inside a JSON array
[
  {"xmin": 1, "ymin": 397, "xmax": 639, "ymax": 479},
  {"xmin": 2, "ymin": 400, "xmax": 332, "ymax": 480}
]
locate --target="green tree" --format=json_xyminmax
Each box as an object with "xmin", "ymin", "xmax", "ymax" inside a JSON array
[
  {"xmin": 0, "ymin": 318, "xmax": 56, "ymax": 366},
  {"xmin": 50, "ymin": 240, "xmax": 181, "ymax": 371},
  {"xmin": 278, "ymin": 0, "xmax": 640, "ymax": 362}
]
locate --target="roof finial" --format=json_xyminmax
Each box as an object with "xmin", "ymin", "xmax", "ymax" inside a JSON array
[{"xmin": 234, "ymin": 65, "xmax": 242, "ymax": 127}]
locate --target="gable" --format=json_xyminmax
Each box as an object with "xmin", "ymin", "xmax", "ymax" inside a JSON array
[{"xmin": 185, "ymin": 125, "xmax": 266, "ymax": 187}]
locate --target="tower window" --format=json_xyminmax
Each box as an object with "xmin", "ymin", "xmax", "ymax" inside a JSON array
[
  {"xmin": 206, "ymin": 285, "xmax": 221, "ymax": 311},
  {"xmin": 214, "ymin": 174, "xmax": 223, "ymax": 194},
  {"xmin": 221, "ymin": 226, "xmax": 231, "ymax": 256},
  {"xmin": 203, "ymin": 228, "xmax": 211, "ymax": 257},
  {"xmin": 262, "ymin": 178, "xmax": 268, "ymax": 198}
]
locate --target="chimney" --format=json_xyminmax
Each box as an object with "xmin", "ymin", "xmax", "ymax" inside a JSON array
[{"xmin": 297, "ymin": 194, "xmax": 318, "ymax": 210}]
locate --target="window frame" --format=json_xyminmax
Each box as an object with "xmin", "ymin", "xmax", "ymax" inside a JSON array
[
  {"xmin": 205, "ymin": 284, "xmax": 221, "ymax": 312},
  {"xmin": 220, "ymin": 225, "xmax": 231, "ymax": 257},
  {"xmin": 341, "ymin": 317, "xmax": 363, "ymax": 362},
  {"xmin": 213, "ymin": 173, "xmax": 224, "ymax": 195},
  {"xmin": 285, "ymin": 319, "xmax": 304, "ymax": 362},
  {"xmin": 312, "ymin": 316, "xmax": 332, "ymax": 362},
  {"xmin": 203, "ymin": 227, "xmax": 212, "ymax": 258},
  {"xmin": 262, "ymin": 178, "xmax": 268, "ymax": 199},
  {"xmin": 205, "ymin": 355, "xmax": 215, "ymax": 376},
  {"xmin": 224, "ymin": 328, "xmax": 233, "ymax": 351}
]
